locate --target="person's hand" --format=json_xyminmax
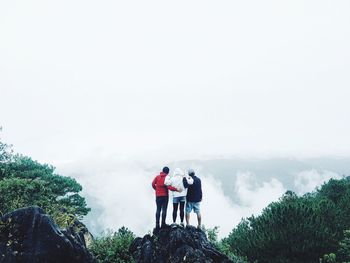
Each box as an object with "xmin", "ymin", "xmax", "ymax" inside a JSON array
[{"xmin": 177, "ymin": 188, "xmax": 182, "ymax": 193}]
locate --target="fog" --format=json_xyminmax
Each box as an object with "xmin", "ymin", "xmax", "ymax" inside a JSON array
[
  {"xmin": 1, "ymin": 0, "xmax": 350, "ymax": 238},
  {"xmin": 56, "ymin": 156, "xmax": 342, "ymax": 238},
  {"xmin": 1, "ymin": 0, "xmax": 350, "ymax": 161}
]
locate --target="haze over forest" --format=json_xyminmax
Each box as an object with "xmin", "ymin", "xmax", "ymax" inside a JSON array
[{"xmin": 1, "ymin": 0, "xmax": 350, "ymax": 237}]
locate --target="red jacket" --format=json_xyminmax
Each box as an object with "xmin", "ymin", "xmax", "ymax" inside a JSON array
[{"xmin": 152, "ymin": 172, "xmax": 177, "ymax": 197}]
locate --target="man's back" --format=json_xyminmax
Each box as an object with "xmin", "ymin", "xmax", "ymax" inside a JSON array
[
  {"xmin": 184, "ymin": 170, "xmax": 203, "ymax": 228},
  {"xmin": 185, "ymin": 176, "xmax": 202, "ymax": 202}
]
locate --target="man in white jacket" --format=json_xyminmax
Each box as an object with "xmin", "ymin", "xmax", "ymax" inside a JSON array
[{"xmin": 165, "ymin": 168, "xmax": 193, "ymax": 226}]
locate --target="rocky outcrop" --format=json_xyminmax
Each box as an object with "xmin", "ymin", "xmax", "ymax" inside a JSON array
[
  {"xmin": 0, "ymin": 206, "xmax": 95, "ymax": 263},
  {"xmin": 66, "ymin": 219, "xmax": 94, "ymax": 249},
  {"xmin": 130, "ymin": 225, "xmax": 233, "ymax": 263}
]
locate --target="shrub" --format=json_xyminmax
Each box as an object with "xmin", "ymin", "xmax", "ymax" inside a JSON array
[{"xmin": 90, "ymin": 227, "xmax": 135, "ymax": 263}]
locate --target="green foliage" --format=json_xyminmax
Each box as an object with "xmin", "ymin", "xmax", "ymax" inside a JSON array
[
  {"xmin": 203, "ymin": 225, "xmax": 220, "ymax": 244},
  {"xmin": 202, "ymin": 226, "xmax": 247, "ymax": 262},
  {"xmin": 90, "ymin": 227, "xmax": 135, "ymax": 263},
  {"xmin": 0, "ymin": 128, "xmax": 13, "ymax": 163},
  {"xmin": 218, "ymin": 238, "xmax": 248, "ymax": 263},
  {"xmin": 0, "ymin": 154, "xmax": 90, "ymax": 217},
  {"xmin": 322, "ymin": 253, "xmax": 337, "ymax": 263},
  {"xmin": 318, "ymin": 178, "xmax": 350, "ymax": 230},
  {"xmin": 338, "ymin": 230, "xmax": 350, "ymax": 262},
  {"xmin": 0, "ymin": 132, "xmax": 90, "ymax": 228},
  {"xmin": 225, "ymin": 178, "xmax": 350, "ymax": 263},
  {"xmin": 318, "ymin": 178, "xmax": 349, "ymax": 204},
  {"xmin": 0, "ymin": 177, "xmax": 53, "ymax": 213},
  {"xmin": 323, "ymin": 230, "xmax": 350, "ymax": 263}
]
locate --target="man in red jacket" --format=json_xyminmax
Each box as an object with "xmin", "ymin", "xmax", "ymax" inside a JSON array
[{"xmin": 152, "ymin": 167, "xmax": 178, "ymax": 229}]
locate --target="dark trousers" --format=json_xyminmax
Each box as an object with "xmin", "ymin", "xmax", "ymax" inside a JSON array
[
  {"xmin": 155, "ymin": 196, "xmax": 169, "ymax": 227},
  {"xmin": 173, "ymin": 202, "xmax": 185, "ymax": 223}
]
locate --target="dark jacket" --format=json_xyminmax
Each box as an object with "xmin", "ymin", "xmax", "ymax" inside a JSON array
[{"xmin": 183, "ymin": 175, "xmax": 202, "ymax": 202}]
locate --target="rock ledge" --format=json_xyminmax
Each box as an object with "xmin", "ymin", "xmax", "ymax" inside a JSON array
[{"xmin": 130, "ymin": 225, "xmax": 233, "ymax": 263}]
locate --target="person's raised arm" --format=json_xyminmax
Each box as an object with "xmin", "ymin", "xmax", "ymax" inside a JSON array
[{"xmin": 183, "ymin": 177, "xmax": 189, "ymax": 189}]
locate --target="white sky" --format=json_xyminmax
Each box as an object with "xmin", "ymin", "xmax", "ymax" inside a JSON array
[
  {"xmin": 1, "ymin": 1, "xmax": 350, "ymax": 162},
  {"xmin": 1, "ymin": 0, "xmax": 350, "ymax": 237}
]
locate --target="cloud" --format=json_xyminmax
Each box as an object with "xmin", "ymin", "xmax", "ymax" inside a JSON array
[
  {"xmin": 294, "ymin": 169, "xmax": 341, "ymax": 194},
  {"xmin": 234, "ymin": 172, "xmax": 286, "ymax": 210},
  {"xmin": 2, "ymin": 1, "xmax": 350, "ymax": 162},
  {"xmin": 200, "ymin": 172, "xmax": 286, "ymax": 237},
  {"xmin": 1, "ymin": 0, "xmax": 350, "ymax": 243},
  {"xmin": 58, "ymin": 158, "xmax": 287, "ymax": 238},
  {"xmin": 58, "ymin": 157, "xmax": 156, "ymax": 236}
]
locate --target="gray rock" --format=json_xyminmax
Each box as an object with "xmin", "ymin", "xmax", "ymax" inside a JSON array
[
  {"xmin": 130, "ymin": 225, "xmax": 233, "ymax": 263},
  {"xmin": 0, "ymin": 206, "xmax": 95, "ymax": 263}
]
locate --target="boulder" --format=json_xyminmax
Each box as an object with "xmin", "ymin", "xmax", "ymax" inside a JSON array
[
  {"xmin": 130, "ymin": 225, "xmax": 233, "ymax": 263},
  {"xmin": 0, "ymin": 206, "xmax": 95, "ymax": 263}
]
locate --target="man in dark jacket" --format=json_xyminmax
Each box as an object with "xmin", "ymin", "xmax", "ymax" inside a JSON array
[
  {"xmin": 183, "ymin": 169, "xmax": 202, "ymax": 228},
  {"xmin": 152, "ymin": 167, "xmax": 178, "ymax": 229}
]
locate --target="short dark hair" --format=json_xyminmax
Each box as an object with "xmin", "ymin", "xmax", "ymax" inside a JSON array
[{"xmin": 162, "ymin": 166, "xmax": 170, "ymax": 174}]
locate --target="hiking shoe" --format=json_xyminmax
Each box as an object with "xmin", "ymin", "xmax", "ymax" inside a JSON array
[
  {"xmin": 170, "ymin": 223, "xmax": 177, "ymax": 228},
  {"xmin": 180, "ymin": 222, "xmax": 185, "ymax": 227}
]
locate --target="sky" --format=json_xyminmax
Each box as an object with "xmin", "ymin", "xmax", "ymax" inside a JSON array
[{"xmin": 1, "ymin": 0, "xmax": 350, "ymax": 237}]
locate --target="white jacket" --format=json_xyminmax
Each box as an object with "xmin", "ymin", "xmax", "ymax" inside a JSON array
[{"xmin": 165, "ymin": 168, "xmax": 194, "ymax": 198}]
